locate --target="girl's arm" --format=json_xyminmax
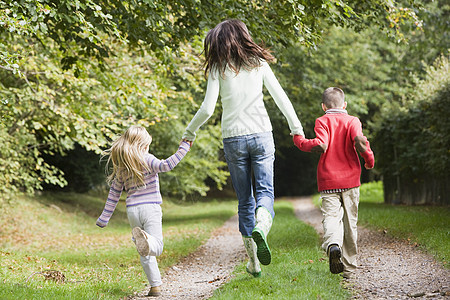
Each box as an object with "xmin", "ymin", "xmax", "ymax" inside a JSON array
[
  {"xmin": 148, "ymin": 141, "xmax": 191, "ymax": 173},
  {"xmin": 262, "ymin": 62, "xmax": 305, "ymax": 136},
  {"xmin": 182, "ymin": 72, "xmax": 220, "ymax": 141},
  {"xmin": 96, "ymin": 179, "xmax": 124, "ymax": 228}
]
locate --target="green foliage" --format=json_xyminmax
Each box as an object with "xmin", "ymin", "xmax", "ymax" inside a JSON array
[
  {"xmin": 271, "ymin": 25, "xmax": 400, "ymax": 195},
  {"xmin": 397, "ymin": 0, "xmax": 449, "ymax": 72},
  {"xmin": 271, "ymin": 1, "xmax": 449, "ymax": 141},
  {"xmin": 373, "ymin": 54, "xmax": 449, "ymax": 204},
  {"xmin": 0, "ymin": 34, "xmax": 216, "ymax": 199},
  {"xmin": 268, "ymin": 0, "xmax": 449, "ymax": 196},
  {"xmin": 0, "ymin": 0, "xmax": 432, "ymax": 201},
  {"xmin": 0, "ymin": 0, "xmax": 422, "ymax": 70}
]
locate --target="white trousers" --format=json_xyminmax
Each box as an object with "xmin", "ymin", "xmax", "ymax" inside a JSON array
[
  {"xmin": 320, "ymin": 187, "xmax": 359, "ymax": 275},
  {"xmin": 127, "ymin": 203, "xmax": 164, "ymax": 287}
]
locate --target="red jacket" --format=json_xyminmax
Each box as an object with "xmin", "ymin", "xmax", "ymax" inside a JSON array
[{"xmin": 293, "ymin": 110, "xmax": 374, "ymax": 192}]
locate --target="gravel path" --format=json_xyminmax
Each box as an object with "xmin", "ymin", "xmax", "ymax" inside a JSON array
[
  {"xmin": 130, "ymin": 197, "xmax": 449, "ymax": 299},
  {"xmin": 291, "ymin": 197, "xmax": 450, "ymax": 300},
  {"xmin": 130, "ymin": 214, "xmax": 246, "ymax": 299}
]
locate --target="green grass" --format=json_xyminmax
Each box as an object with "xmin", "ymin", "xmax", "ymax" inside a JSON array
[
  {"xmin": 6, "ymin": 181, "xmax": 444, "ymax": 299},
  {"xmin": 0, "ymin": 192, "xmax": 237, "ymax": 300},
  {"xmin": 313, "ymin": 181, "xmax": 450, "ymax": 266},
  {"xmin": 211, "ymin": 201, "xmax": 351, "ymax": 300}
]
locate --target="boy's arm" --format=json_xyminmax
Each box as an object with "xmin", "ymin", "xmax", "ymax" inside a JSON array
[
  {"xmin": 149, "ymin": 141, "xmax": 191, "ymax": 173},
  {"xmin": 354, "ymin": 136, "xmax": 375, "ymax": 169},
  {"xmin": 293, "ymin": 135, "xmax": 327, "ymax": 153},
  {"xmin": 293, "ymin": 119, "xmax": 328, "ymax": 153},
  {"xmin": 96, "ymin": 180, "xmax": 123, "ymax": 228},
  {"xmin": 350, "ymin": 118, "xmax": 374, "ymax": 169}
]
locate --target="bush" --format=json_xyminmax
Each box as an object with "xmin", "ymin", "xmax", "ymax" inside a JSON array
[{"xmin": 373, "ymin": 54, "xmax": 450, "ymax": 205}]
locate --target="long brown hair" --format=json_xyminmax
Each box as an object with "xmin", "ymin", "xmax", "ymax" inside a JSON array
[{"xmin": 203, "ymin": 19, "xmax": 274, "ymax": 77}]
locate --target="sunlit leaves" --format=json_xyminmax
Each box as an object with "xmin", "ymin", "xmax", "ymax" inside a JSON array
[
  {"xmin": 0, "ymin": 28, "xmax": 228, "ymax": 199},
  {"xmin": 0, "ymin": 0, "xmax": 431, "ymax": 201},
  {"xmin": 1, "ymin": 0, "xmax": 424, "ymax": 72}
]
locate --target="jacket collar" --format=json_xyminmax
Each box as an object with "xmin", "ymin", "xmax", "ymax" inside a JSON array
[{"xmin": 325, "ymin": 108, "xmax": 348, "ymax": 115}]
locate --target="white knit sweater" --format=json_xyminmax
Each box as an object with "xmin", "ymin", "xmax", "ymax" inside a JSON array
[{"xmin": 182, "ymin": 61, "xmax": 304, "ymax": 140}]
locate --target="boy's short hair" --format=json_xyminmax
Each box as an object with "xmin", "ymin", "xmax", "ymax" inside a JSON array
[{"xmin": 322, "ymin": 87, "xmax": 345, "ymax": 109}]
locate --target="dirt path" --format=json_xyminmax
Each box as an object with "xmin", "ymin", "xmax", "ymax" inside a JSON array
[
  {"xmin": 130, "ymin": 215, "xmax": 246, "ymax": 299},
  {"xmin": 130, "ymin": 198, "xmax": 449, "ymax": 299},
  {"xmin": 291, "ymin": 197, "xmax": 450, "ymax": 299}
]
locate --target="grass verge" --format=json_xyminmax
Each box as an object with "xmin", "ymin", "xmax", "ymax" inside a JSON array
[
  {"xmin": 313, "ymin": 181, "xmax": 449, "ymax": 266},
  {"xmin": 0, "ymin": 192, "xmax": 237, "ymax": 300},
  {"xmin": 211, "ymin": 201, "xmax": 351, "ymax": 300}
]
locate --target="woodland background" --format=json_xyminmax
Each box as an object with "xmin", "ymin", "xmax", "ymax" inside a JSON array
[{"xmin": 1, "ymin": 0, "xmax": 448, "ymax": 205}]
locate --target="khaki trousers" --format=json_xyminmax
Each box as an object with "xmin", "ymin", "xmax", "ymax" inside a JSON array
[{"xmin": 320, "ymin": 187, "xmax": 359, "ymax": 275}]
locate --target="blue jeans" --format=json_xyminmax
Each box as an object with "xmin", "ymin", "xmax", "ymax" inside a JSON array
[{"xmin": 223, "ymin": 132, "xmax": 275, "ymax": 237}]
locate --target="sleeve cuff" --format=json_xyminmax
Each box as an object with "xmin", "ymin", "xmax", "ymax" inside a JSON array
[
  {"xmin": 293, "ymin": 135, "xmax": 305, "ymax": 148},
  {"xmin": 96, "ymin": 219, "xmax": 107, "ymax": 228},
  {"xmin": 179, "ymin": 141, "xmax": 191, "ymax": 151},
  {"xmin": 291, "ymin": 129, "xmax": 305, "ymax": 137}
]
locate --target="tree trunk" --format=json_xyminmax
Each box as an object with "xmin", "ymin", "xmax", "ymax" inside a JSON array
[{"xmin": 383, "ymin": 174, "xmax": 449, "ymax": 205}]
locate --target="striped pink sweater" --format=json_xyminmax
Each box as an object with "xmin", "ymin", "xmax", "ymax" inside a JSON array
[{"xmin": 96, "ymin": 142, "xmax": 190, "ymax": 227}]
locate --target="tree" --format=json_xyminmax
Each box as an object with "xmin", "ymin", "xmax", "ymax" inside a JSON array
[
  {"xmin": 0, "ymin": 0, "xmax": 423, "ymax": 201},
  {"xmin": 264, "ymin": 0, "xmax": 449, "ymax": 198},
  {"xmin": 1, "ymin": 0, "xmax": 422, "ymax": 71},
  {"xmin": 374, "ymin": 54, "xmax": 449, "ymax": 205},
  {"xmin": 269, "ymin": 26, "xmax": 398, "ymax": 196}
]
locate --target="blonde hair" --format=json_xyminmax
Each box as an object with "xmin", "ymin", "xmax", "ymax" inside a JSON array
[
  {"xmin": 322, "ymin": 87, "xmax": 345, "ymax": 109},
  {"xmin": 103, "ymin": 125, "xmax": 152, "ymax": 187}
]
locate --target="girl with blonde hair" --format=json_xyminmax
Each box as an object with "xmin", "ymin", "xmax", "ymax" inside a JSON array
[
  {"xmin": 97, "ymin": 125, "xmax": 190, "ymax": 297},
  {"xmin": 183, "ymin": 19, "xmax": 304, "ymax": 277}
]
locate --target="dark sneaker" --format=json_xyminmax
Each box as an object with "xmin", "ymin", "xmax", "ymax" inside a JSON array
[
  {"xmin": 328, "ymin": 245, "xmax": 344, "ymax": 274},
  {"xmin": 252, "ymin": 228, "xmax": 271, "ymax": 265}
]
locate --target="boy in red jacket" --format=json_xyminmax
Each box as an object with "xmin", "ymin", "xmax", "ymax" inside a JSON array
[{"xmin": 293, "ymin": 87, "xmax": 374, "ymax": 279}]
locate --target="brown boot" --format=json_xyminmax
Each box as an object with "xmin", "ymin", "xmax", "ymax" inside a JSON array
[{"xmin": 147, "ymin": 286, "xmax": 161, "ymax": 297}]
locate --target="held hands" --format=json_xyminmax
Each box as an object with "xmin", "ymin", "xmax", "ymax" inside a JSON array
[
  {"xmin": 293, "ymin": 134, "xmax": 305, "ymax": 148},
  {"xmin": 293, "ymin": 135, "xmax": 327, "ymax": 153},
  {"xmin": 181, "ymin": 139, "xmax": 193, "ymax": 148}
]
